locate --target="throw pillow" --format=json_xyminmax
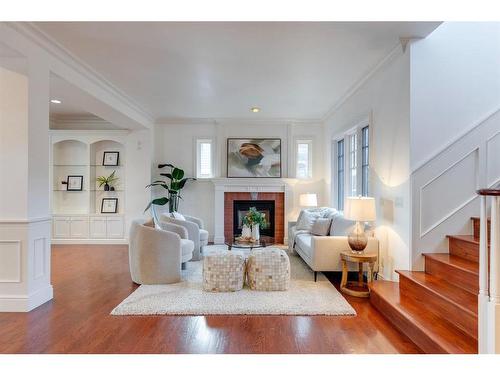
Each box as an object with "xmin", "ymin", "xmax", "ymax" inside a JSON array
[
  {"xmin": 329, "ymin": 213, "xmax": 356, "ymax": 236},
  {"xmin": 170, "ymin": 212, "xmax": 186, "ymax": 221},
  {"xmin": 296, "ymin": 210, "xmax": 322, "ymax": 232},
  {"xmin": 311, "ymin": 218, "xmax": 332, "ymax": 236}
]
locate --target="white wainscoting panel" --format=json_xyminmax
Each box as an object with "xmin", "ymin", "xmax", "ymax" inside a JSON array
[
  {"xmin": 487, "ymin": 131, "xmax": 500, "ymax": 188},
  {"xmin": 0, "ymin": 241, "xmax": 21, "ymax": 283},
  {"xmin": 33, "ymin": 237, "xmax": 46, "ymax": 280},
  {"xmin": 411, "ymin": 108, "xmax": 500, "ymax": 270}
]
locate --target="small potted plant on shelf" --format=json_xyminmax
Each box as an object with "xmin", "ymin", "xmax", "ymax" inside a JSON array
[
  {"xmin": 97, "ymin": 170, "xmax": 118, "ymax": 191},
  {"xmin": 242, "ymin": 207, "xmax": 268, "ymax": 241}
]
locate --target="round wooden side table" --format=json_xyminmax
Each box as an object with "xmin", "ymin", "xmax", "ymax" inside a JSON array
[{"xmin": 340, "ymin": 251, "xmax": 377, "ymax": 298}]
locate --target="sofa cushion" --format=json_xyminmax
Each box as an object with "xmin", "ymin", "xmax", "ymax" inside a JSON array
[
  {"xmin": 199, "ymin": 229, "xmax": 209, "ymax": 241},
  {"xmin": 329, "ymin": 213, "xmax": 356, "ymax": 236},
  {"xmin": 311, "ymin": 218, "xmax": 332, "ymax": 236},
  {"xmin": 296, "ymin": 210, "xmax": 322, "ymax": 231},
  {"xmin": 180, "ymin": 239, "xmax": 194, "ymax": 262},
  {"xmin": 295, "ymin": 234, "xmax": 313, "ymax": 258}
]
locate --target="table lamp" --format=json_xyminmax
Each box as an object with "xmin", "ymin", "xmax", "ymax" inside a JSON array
[
  {"xmin": 344, "ymin": 196, "xmax": 376, "ymax": 253},
  {"xmin": 299, "ymin": 193, "xmax": 318, "ymax": 207}
]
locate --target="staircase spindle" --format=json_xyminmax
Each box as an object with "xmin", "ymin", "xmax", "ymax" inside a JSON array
[{"xmin": 478, "ymin": 195, "xmax": 489, "ymax": 353}]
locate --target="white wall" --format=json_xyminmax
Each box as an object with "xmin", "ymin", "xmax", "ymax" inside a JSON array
[
  {"xmin": 324, "ymin": 48, "xmax": 411, "ymax": 280},
  {"xmin": 410, "ymin": 22, "xmax": 500, "ymax": 170},
  {"xmin": 154, "ymin": 121, "xmax": 324, "ymax": 241}
]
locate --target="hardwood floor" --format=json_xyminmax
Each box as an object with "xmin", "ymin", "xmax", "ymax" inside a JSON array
[{"xmin": 0, "ymin": 245, "xmax": 420, "ymax": 354}]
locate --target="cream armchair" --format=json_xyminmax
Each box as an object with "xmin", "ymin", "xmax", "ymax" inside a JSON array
[
  {"xmin": 128, "ymin": 219, "xmax": 194, "ymax": 285},
  {"xmin": 160, "ymin": 213, "xmax": 208, "ymax": 261}
]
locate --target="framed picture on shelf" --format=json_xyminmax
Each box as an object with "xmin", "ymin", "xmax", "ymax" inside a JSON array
[
  {"xmin": 227, "ymin": 138, "xmax": 281, "ymax": 178},
  {"xmin": 66, "ymin": 175, "xmax": 83, "ymax": 191},
  {"xmin": 101, "ymin": 198, "xmax": 118, "ymax": 213},
  {"xmin": 102, "ymin": 151, "xmax": 120, "ymax": 166}
]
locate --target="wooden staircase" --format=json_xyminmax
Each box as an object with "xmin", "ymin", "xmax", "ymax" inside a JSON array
[{"xmin": 369, "ymin": 217, "xmax": 488, "ymax": 354}]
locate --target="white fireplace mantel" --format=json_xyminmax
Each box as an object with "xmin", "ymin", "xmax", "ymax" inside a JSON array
[{"xmin": 211, "ymin": 178, "xmax": 295, "ymax": 244}]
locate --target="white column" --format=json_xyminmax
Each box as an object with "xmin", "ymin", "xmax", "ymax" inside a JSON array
[
  {"xmin": 488, "ymin": 196, "xmax": 500, "ymax": 353},
  {"xmin": 0, "ymin": 62, "xmax": 52, "ymax": 312},
  {"xmin": 478, "ymin": 195, "xmax": 489, "ymax": 353}
]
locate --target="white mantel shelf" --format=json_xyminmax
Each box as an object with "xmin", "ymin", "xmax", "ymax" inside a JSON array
[{"xmin": 211, "ymin": 178, "xmax": 295, "ymax": 244}]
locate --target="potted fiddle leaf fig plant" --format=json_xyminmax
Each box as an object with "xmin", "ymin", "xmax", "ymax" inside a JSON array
[
  {"xmin": 97, "ymin": 170, "xmax": 118, "ymax": 191},
  {"xmin": 145, "ymin": 163, "xmax": 196, "ymax": 214}
]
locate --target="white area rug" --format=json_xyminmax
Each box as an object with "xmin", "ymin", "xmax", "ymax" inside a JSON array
[{"xmin": 111, "ymin": 246, "xmax": 355, "ymax": 316}]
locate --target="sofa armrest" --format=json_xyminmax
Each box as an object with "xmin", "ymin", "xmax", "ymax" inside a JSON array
[
  {"xmin": 184, "ymin": 215, "xmax": 204, "ymax": 229},
  {"xmin": 309, "ymin": 236, "xmax": 379, "ymax": 270}
]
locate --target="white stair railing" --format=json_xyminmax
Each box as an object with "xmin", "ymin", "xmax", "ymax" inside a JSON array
[{"xmin": 478, "ymin": 188, "xmax": 500, "ymax": 353}]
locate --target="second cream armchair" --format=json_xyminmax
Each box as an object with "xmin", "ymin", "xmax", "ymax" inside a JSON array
[{"xmin": 160, "ymin": 213, "xmax": 209, "ymax": 260}]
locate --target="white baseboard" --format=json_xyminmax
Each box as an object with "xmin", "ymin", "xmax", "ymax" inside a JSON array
[{"xmin": 0, "ymin": 285, "xmax": 53, "ymax": 312}]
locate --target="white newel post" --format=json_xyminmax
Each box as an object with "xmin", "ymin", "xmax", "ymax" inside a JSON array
[
  {"xmin": 478, "ymin": 195, "xmax": 489, "ymax": 353},
  {"xmin": 487, "ymin": 196, "xmax": 500, "ymax": 353}
]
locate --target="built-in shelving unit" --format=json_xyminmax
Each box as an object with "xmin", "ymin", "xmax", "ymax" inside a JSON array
[{"xmin": 50, "ymin": 131, "xmax": 128, "ymax": 243}]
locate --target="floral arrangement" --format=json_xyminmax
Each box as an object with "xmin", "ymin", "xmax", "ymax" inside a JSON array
[{"xmin": 242, "ymin": 207, "xmax": 269, "ymax": 229}]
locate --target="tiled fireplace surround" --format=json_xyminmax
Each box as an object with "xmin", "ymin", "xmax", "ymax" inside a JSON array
[{"xmin": 212, "ymin": 179, "xmax": 292, "ymax": 245}]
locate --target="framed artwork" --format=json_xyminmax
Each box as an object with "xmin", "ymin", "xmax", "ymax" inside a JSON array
[
  {"xmin": 227, "ymin": 138, "xmax": 281, "ymax": 178},
  {"xmin": 66, "ymin": 175, "xmax": 83, "ymax": 191},
  {"xmin": 103, "ymin": 151, "xmax": 120, "ymax": 166},
  {"xmin": 101, "ymin": 198, "xmax": 118, "ymax": 214}
]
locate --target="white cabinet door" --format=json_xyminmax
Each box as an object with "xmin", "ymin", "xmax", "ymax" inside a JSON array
[
  {"xmin": 106, "ymin": 217, "xmax": 124, "ymax": 239},
  {"xmin": 53, "ymin": 217, "xmax": 70, "ymax": 238},
  {"xmin": 70, "ymin": 217, "xmax": 89, "ymax": 238},
  {"xmin": 89, "ymin": 217, "xmax": 107, "ymax": 238}
]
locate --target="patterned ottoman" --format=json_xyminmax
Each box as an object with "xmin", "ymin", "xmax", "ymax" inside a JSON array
[
  {"xmin": 246, "ymin": 248, "xmax": 290, "ymax": 291},
  {"xmin": 203, "ymin": 248, "xmax": 245, "ymax": 292}
]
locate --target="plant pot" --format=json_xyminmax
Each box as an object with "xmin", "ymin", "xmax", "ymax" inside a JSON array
[
  {"xmin": 104, "ymin": 183, "xmax": 110, "ymax": 191},
  {"xmin": 251, "ymin": 224, "xmax": 260, "ymax": 241},
  {"xmin": 242, "ymin": 224, "xmax": 251, "ymax": 238},
  {"xmin": 169, "ymin": 192, "xmax": 179, "ymax": 212}
]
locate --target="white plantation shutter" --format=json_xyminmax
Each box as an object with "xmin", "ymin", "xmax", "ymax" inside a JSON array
[{"xmin": 196, "ymin": 139, "xmax": 213, "ymax": 178}]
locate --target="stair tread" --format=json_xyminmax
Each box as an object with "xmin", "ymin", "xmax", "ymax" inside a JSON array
[
  {"xmin": 447, "ymin": 234, "xmax": 480, "ymax": 245},
  {"xmin": 371, "ymin": 280, "xmax": 477, "ymax": 354},
  {"xmin": 423, "ymin": 253, "xmax": 479, "ymax": 273},
  {"xmin": 397, "ymin": 270, "xmax": 477, "ymax": 316}
]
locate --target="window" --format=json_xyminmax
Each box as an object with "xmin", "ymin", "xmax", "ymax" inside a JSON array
[
  {"xmin": 332, "ymin": 124, "xmax": 370, "ymax": 210},
  {"xmin": 196, "ymin": 139, "xmax": 213, "ymax": 178},
  {"xmin": 337, "ymin": 139, "xmax": 345, "ymax": 210},
  {"xmin": 348, "ymin": 133, "xmax": 358, "ymax": 197},
  {"xmin": 361, "ymin": 126, "xmax": 369, "ymax": 196},
  {"xmin": 296, "ymin": 140, "xmax": 312, "ymax": 179}
]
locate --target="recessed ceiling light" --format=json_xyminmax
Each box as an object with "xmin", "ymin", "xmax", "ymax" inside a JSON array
[
  {"xmin": 251, "ymin": 107, "xmax": 260, "ymax": 113},
  {"xmin": 50, "ymin": 99, "xmax": 62, "ymax": 104}
]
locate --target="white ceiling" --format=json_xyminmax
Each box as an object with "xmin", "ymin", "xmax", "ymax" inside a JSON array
[{"xmin": 37, "ymin": 22, "xmax": 441, "ymax": 121}]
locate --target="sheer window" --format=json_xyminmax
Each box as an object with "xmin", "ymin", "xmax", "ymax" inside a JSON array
[
  {"xmin": 196, "ymin": 139, "xmax": 213, "ymax": 178},
  {"xmin": 337, "ymin": 139, "xmax": 345, "ymax": 210},
  {"xmin": 296, "ymin": 140, "xmax": 312, "ymax": 179}
]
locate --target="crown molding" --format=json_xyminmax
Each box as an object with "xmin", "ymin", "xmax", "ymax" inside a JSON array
[
  {"xmin": 156, "ymin": 117, "xmax": 323, "ymax": 126},
  {"xmin": 320, "ymin": 43, "xmax": 403, "ymax": 123},
  {"xmin": 7, "ymin": 22, "xmax": 154, "ymax": 125}
]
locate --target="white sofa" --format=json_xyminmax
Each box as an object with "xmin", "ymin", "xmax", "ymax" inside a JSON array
[{"xmin": 288, "ymin": 208, "xmax": 379, "ymax": 281}]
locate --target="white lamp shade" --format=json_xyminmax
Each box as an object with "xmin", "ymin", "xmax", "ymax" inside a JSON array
[
  {"xmin": 299, "ymin": 193, "xmax": 318, "ymax": 207},
  {"xmin": 344, "ymin": 196, "xmax": 376, "ymax": 221}
]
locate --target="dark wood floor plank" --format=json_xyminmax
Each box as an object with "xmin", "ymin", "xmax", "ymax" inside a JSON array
[{"xmin": 0, "ymin": 245, "xmax": 420, "ymax": 354}]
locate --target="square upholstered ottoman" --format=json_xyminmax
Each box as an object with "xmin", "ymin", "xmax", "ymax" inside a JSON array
[
  {"xmin": 203, "ymin": 248, "xmax": 245, "ymax": 292},
  {"xmin": 246, "ymin": 248, "xmax": 290, "ymax": 291}
]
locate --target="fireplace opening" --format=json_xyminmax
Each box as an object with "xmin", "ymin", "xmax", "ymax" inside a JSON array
[{"xmin": 233, "ymin": 200, "xmax": 275, "ymax": 238}]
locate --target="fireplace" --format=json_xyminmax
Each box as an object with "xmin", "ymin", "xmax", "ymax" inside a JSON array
[
  {"xmin": 233, "ymin": 200, "xmax": 275, "ymax": 237},
  {"xmin": 223, "ymin": 191, "xmax": 285, "ymax": 243}
]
